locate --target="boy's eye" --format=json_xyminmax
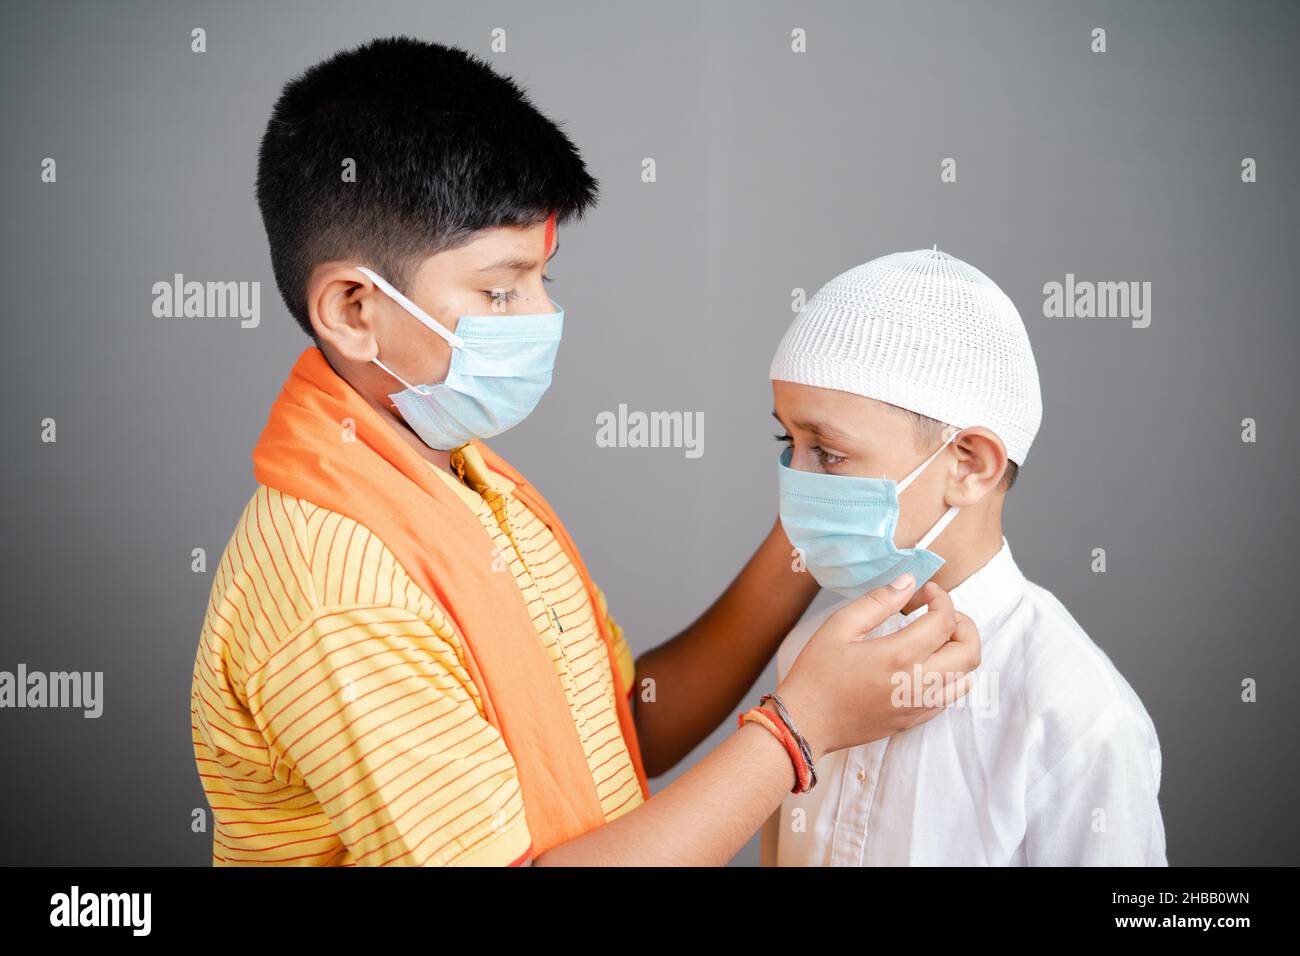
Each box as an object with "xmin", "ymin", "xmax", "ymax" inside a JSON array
[
  {"xmin": 813, "ymin": 446, "xmax": 846, "ymax": 467},
  {"xmin": 486, "ymin": 288, "xmax": 519, "ymax": 308},
  {"xmin": 542, "ymin": 272, "xmax": 554, "ymax": 284},
  {"xmin": 774, "ymin": 433, "xmax": 845, "ymax": 467}
]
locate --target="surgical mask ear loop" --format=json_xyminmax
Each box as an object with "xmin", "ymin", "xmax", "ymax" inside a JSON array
[
  {"xmin": 897, "ymin": 428, "xmax": 959, "ymax": 494},
  {"xmin": 897, "ymin": 428, "xmax": 962, "ymax": 551},
  {"xmin": 916, "ymin": 503, "xmax": 960, "ymax": 550},
  {"xmin": 358, "ymin": 264, "xmax": 463, "ymax": 397},
  {"xmin": 372, "ymin": 356, "xmax": 431, "ymax": 396},
  {"xmin": 355, "ymin": 266, "xmax": 466, "ymax": 349}
]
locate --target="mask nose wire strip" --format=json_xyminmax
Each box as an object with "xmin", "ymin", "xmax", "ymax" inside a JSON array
[{"xmin": 355, "ymin": 265, "xmax": 466, "ymax": 350}]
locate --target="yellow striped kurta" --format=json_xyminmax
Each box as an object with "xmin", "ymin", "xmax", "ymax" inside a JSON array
[{"xmin": 191, "ymin": 444, "xmax": 642, "ymax": 866}]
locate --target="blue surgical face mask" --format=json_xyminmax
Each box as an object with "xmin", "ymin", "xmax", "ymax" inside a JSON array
[
  {"xmin": 778, "ymin": 431, "xmax": 961, "ymax": 598},
  {"xmin": 357, "ymin": 266, "xmax": 563, "ymax": 451}
]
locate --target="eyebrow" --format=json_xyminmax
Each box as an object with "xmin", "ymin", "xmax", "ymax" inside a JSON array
[
  {"xmin": 474, "ymin": 240, "xmax": 561, "ymax": 274},
  {"xmin": 773, "ymin": 410, "xmax": 854, "ymax": 443}
]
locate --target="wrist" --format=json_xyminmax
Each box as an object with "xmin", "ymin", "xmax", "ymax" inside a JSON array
[
  {"xmin": 743, "ymin": 703, "xmax": 815, "ymax": 795},
  {"xmin": 772, "ymin": 683, "xmax": 828, "ymax": 764},
  {"xmin": 740, "ymin": 712, "xmax": 799, "ymax": 793}
]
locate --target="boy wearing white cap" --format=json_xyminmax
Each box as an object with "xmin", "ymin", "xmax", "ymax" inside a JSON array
[{"xmin": 762, "ymin": 249, "xmax": 1167, "ymax": 866}]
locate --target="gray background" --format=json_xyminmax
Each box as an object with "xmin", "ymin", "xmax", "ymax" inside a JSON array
[{"xmin": 1, "ymin": 0, "xmax": 1296, "ymax": 866}]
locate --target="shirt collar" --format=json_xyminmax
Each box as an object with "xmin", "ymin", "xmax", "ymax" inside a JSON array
[{"xmin": 901, "ymin": 537, "xmax": 1025, "ymax": 635}]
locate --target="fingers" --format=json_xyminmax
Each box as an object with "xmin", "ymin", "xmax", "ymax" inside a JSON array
[
  {"xmin": 824, "ymin": 573, "xmax": 917, "ymax": 641},
  {"xmin": 877, "ymin": 582, "xmax": 957, "ymax": 659},
  {"xmin": 938, "ymin": 671, "xmax": 974, "ymax": 707},
  {"xmin": 921, "ymin": 611, "xmax": 982, "ymax": 675},
  {"xmin": 899, "ymin": 673, "xmax": 976, "ymax": 729}
]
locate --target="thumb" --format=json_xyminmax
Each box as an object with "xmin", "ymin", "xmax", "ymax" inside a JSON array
[{"xmin": 826, "ymin": 573, "xmax": 917, "ymax": 641}]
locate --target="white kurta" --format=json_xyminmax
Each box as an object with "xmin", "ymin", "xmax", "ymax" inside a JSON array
[{"xmin": 770, "ymin": 540, "xmax": 1168, "ymax": 866}]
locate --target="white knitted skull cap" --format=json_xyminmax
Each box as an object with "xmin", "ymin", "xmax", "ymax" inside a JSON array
[{"xmin": 770, "ymin": 248, "xmax": 1042, "ymax": 465}]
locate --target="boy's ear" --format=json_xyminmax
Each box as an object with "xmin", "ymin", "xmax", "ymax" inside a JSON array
[
  {"xmin": 306, "ymin": 262, "xmax": 384, "ymax": 362},
  {"xmin": 947, "ymin": 426, "xmax": 1009, "ymax": 506}
]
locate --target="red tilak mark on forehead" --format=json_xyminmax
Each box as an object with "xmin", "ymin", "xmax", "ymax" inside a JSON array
[{"xmin": 543, "ymin": 211, "xmax": 556, "ymax": 258}]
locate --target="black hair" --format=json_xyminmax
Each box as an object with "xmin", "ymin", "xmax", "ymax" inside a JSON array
[{"xmin": 256, "ymin": 36, "xmax": 599, "ymax": 336}]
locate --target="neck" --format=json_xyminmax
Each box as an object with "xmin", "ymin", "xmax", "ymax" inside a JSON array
[
  {"xmin": 364, "ymin": 392, "xmax": 455, "ymax": 474},
  {"xmin": 901, "ymin": 502, "xmax": 1004, "ymax": 615},
  {"xmin": 320, "ymin": 342, "xmax": 455, "ymax": 475}
]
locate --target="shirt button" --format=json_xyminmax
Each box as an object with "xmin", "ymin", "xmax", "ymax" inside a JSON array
[{"xmin": 856, "ymin": 769, "xmax": 867, "ymax": 783}]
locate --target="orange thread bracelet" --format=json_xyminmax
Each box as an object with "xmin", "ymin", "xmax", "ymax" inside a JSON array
[{"xmin": 738, "ymin": 706, "xmax": 812, "ymax": 793}]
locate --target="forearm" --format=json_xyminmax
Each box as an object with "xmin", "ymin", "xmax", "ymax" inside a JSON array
[
  {"xmin": 536, "ymin": 573, "xmax": 980, "ymax": 866},
  {"xmin": 534, "ymin": 718, "xmax": 795, "ymax": 866},
  {"xmin": 634, "ymin": 519, "xmax": 819, "ymax": 775},
  {"xmin": 758, "ymin": 808, "xmax": 780, "ymax": 867}
]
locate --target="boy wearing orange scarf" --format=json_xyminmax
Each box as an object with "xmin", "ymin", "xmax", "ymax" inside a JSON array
[{"xmin": 190, "ymin": 37, "xmax": 979, "ymax": 866}]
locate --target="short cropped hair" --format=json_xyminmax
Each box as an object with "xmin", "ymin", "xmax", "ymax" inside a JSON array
[{"xmin": 256, "ymin": 36, "xmax": 599, "ymax": 335}]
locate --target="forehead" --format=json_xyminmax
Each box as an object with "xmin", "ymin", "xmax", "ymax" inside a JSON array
[
  {"xmin": 436, "ymin": 221, "xmax": 552, "ymax": 267},
  {"xmin": 772, "ymin": 380, "xmax": 907, "ymax": 433}
]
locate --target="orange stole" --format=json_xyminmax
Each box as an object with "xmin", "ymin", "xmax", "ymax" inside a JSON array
[{"xmin": 252, "ymin": 347, "xmax": 649, "ymax": 858}]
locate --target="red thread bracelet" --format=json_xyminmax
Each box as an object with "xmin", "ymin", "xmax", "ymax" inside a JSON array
[{"xmin": 738, "ymin": 706, "xmax": 812, "ymax": 793}]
